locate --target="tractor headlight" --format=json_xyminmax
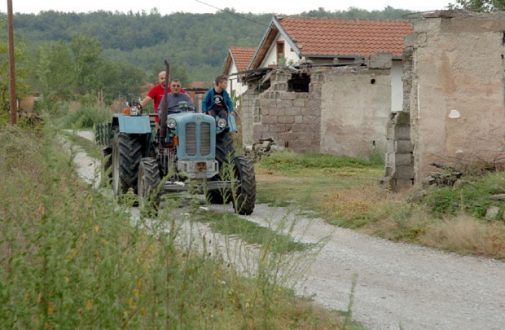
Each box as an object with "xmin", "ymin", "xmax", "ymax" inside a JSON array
[
  {"xmin": 217, "ymin": 118, "xmax": 227, "ymax": 129},
  {"xmin": 167, "ymin": 118, "xmax": 177, "ymax": 129}
]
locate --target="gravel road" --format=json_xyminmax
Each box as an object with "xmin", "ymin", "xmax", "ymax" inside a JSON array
[{"xmin": 68, "ymin": 131, "xmax": 505, "ymax": 330}]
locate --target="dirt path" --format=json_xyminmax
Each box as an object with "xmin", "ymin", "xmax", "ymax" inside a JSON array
[{"xmin": 69, "ymin": 131, "xmax": 505, "ymax": 330}]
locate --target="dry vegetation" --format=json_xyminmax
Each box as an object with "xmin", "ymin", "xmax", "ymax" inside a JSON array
[
  {"xmin": 257, "ymin": 151, "xmax": 505, "ymax": 260},
  {"xmin": 0, "ymin": 126, "xmax": 355, "ymax": 329}
]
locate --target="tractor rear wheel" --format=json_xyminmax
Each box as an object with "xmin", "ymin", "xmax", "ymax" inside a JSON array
[
  {"xmin": 112, "ymin": 133, "xmax": 143, "ymax": 196},
  {"xmin": 138, "ymin": 157, "xmax": 161, "ymax": 212},
  {"xmin": 102, "ymin": 147, "xmax": 113, "ymax": 186},
  {"xmin": 232, "ymin": 155, "xmax": 256, "ymax": 215}
]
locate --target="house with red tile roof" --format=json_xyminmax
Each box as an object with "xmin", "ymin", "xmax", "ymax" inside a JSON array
[
  {"xmin": 248, "ymin": 16, "xmax": 413, "ymax": 112},
  {"xmin": 223, "ymin": 47, "xmax": 256, "ymax": 97},
  {"xmin": 236, "ymin": 16, "xmax": 415, "ymax": 158}
]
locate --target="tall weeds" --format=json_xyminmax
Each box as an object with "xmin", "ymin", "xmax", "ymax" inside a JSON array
[{"xmin": 0, "ymin": 125, "xmax": 342, "ymax": 329}]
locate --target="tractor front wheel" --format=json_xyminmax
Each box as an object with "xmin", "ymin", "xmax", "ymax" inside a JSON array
[
  {"xmin": 207, "ymin": 133, "xmax": 235, "ymax": 204},
  {"xmin": 112, "ymin": 133, "xmax": 143, "ymax": 196},
  {"xmin": 232, "ymin": 155, "xmax": 256, "ymax": 215},
  {"xmin": 138, "ymin": 157, "xmax": 161, "ymax": 212}
]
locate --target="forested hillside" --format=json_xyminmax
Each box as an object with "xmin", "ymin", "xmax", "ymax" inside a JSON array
[
  {"xmin": 9, "ymin": 7, "xmax": 411, "ymax": 81},
  {"xmin": 0, "ymin": 7, "xmax": 412, "ymax": 108}
]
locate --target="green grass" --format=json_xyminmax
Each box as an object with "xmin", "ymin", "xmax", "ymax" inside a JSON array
[
  {"xmin": 63, "ymin": 131, "xmax": 103, "ymax": 159},
  {"xmin": 256, "ymin": 151, "xmax": 383, "ymax": 220},
  {"xmin": 259, "ymin": 151, "xmax": 383, "ymax": 173},
  {"xmin": 422, "ymin": 172, "xmax": 505, "ymax": 219},
  {"xmin": 194, "ymin": 210, "xmax": 311, "ymax": 254},
  {"xmin": 256, "ymin": 150, "xmax": 505, "ymax": 260},
  {"xmin": 62, "ymin": 104, "xmax": 112, "ymax": 129},
  {"xmin": 0, "ymin": 125, "xmax": 348, "ymax": 329}
]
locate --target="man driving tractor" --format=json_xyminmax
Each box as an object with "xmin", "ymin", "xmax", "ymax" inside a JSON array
[{"xmin": 158, "ymin": 79, "xmax": 194, "ymax": 141}]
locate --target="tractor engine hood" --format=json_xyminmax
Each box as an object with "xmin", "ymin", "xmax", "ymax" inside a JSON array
[{"xmin": 167, "ymin": 112, "xmax": 217, "ymax": 161}]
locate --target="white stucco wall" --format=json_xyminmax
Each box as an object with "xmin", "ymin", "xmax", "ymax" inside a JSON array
[
  {"xmin": 391, "ymin": 60, "xmax": 403, "ymax": 112},
  {"xmin": 259, "ymin": 33, "xmax": 300, "ymax": 68},
  {"xmin": 227, "ymin": 61, "xmax": 248, "ymax": 97}
]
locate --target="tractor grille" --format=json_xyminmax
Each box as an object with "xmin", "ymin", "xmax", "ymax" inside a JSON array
[
  {"xmin": 200, "ymin": 123, "xmax": 211, "ymax": 156},
  {"xmin": 185, "ymin": 122, "xmax": 212, "ymax": 157},
  {"xmin": 186, "ymin": 123, "xmax": 197, "ymax": 156}
]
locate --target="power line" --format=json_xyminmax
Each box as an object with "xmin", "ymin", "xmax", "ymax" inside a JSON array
[{"xmin": 193, "ymin": 0, "xmax": 270, "ymax": 27}]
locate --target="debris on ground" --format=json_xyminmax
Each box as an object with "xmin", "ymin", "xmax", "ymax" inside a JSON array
[
  {"xmin": 423, "ymin": 163, "xmax": 463, "ymax": 187},
  {"xmin": 485, "ymin": 206, "xmax": 500, "ymax": 221},
  {"xmin": 244, "ymin": 138, "xmax": 283, "ymax": 161}
]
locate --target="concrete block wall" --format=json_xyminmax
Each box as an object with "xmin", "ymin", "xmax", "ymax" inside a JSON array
[
  {"xmin": 319, "ymin": 67, "xmax": 392, "ymax": 158},
  {"xmin": 409, "ymin": 11, "xmax": 505, "ymax": 183},
  {"xmin": 251, "ymin": 70, "xmax": 323, "ymax": 152},
  {"xmin": 384, "ymin": 112, "xmax": 414, "ymax": 190}
]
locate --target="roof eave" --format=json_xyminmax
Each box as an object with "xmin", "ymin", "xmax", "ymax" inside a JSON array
[
  {"xmin": 223, "ymin": 50, "xmax": 234, "ymax": 75},
  {"xmin": 305, "ymin": 53, "xmax": 404, "ymax": 60},
  {"xmin": 248, "ymin": 16, "xmax": 302, "ymax": 70}
]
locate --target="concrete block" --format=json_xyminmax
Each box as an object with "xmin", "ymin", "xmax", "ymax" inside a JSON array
[
  {"xmin": 394, "ymin": 126, "xmax": 410, "ymax": 140},
  {"xmin": 279, "ymin": 92, "xmax": 296, "ymax": 100},
  {"xmin": 394, "ymin": 178, "xmax": 414, "ymax": 191},
  {"xmin": 295, "ymin": 115, "xmax": 304, "ymax": 124},
  {"xmin": 395, "ymin": 165, "xmax": 415, "ymax": 179},
  {"xmin": 396, "ymin": 141, "xmax": 414, "ymax": 153},
  {"xmin": 393, "ymin": 111, "xmax": 410, "ymax": 125},
  {"xmin": 261, "ymin": 115, "xmax": 277, "ymax": 125},
  {"xmin": 294, "ymin": 99, "xmax": 306, "ymax": 107},
  {"xmin": 386, "ymin": 125, "xmax": 395, "ymax": 140},
  {"xmin": 284, "ymin": 108, "xmax": 299, "ymax": 117},
  {"xmin": 278, "ymin": 115, "xmax": 295, "ymax": 124},
  {"xmin": 392, "ymin": 153, "xmax": 413, "ymax": 166},
  {"xmin": 368, "ymin": 53, "xmax": 392, "ymax": 69}
]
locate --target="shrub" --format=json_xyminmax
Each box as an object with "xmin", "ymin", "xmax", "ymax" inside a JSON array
[{"xmin": 62, "ymin": 104, "xmax": 111, "ymax": 129}]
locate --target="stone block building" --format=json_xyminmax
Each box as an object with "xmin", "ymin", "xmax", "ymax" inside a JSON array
[
  {"xmin": 241, "ymin": 60, "xmax": 392, "ymax": 157},
  {"xmin": 236, "ymin": 16, "xmax": 412, "ymax": 158},
  {"xmin": 384, "ymin": 11, "xmax": 505, "ymax": 191}
]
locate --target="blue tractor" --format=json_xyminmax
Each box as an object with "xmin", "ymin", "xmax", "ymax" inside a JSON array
[{"xmin": 96, "ymin": 99, "xmax": 256, "ymax": 215}]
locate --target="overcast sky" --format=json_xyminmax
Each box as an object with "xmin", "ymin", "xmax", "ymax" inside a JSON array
[{"xmin": 1, "ymin": 0, "xmax": 455, "ymax": 15}]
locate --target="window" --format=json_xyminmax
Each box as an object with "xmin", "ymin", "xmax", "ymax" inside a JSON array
[
  {"xmin": 288, "ymin": 73, "xmax": 310, "ymax": 93},
  {"xmin": 276, "ymin": 41, "xmax": 285, "ymax": 64}
]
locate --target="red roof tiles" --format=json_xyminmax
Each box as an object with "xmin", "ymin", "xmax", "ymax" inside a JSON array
[
  {"xmin": 278, "ymin": 16, "xmax": 413, "ymax": 58},
  {"xmin": 229, "ymin": 47, "xmax": 256, "ymax": 72}
]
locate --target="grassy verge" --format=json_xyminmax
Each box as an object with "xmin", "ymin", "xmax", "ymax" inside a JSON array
[
  {"xmin": 63, "ymin": 131, "xmax": 103, "ymax": 159},
  {"xmin": 0, "ymin": 126, "xmax": 351, "ymax": 329},
  {"xmin": 60, "ymin": 103, "xmax": 112, "ymax": 129},
  {"xmin": 193, "ymin": 210, "xmax": 311, "ymax": 254},
  {"xmin": 257, "ymin": 151, "xmax": 505, "ymax": 260}
]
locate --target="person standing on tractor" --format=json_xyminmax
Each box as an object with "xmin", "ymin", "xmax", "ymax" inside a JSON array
[
  {"xmin": 202, "ymin": 75, "xmax": 236, "ymax": 118},
  {"xmin": 140, "ymin": 71, "xmax": 186, "ymax": 124},
  {"xmin": 158, "ymin": 79, "xmax": 194, "ymax": 141}
]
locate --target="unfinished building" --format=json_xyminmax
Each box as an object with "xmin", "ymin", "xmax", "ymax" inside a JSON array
[
  {"xmin": 384, "ymin": 11, "xmax": 505, "ymax": 191},
  {"xmin": 237, "ymin": 16, "xmax": 412, "ymax": 158},
  {"xmin": 241, "ymin": 55, "xmax": 393, "ymax": 157}
]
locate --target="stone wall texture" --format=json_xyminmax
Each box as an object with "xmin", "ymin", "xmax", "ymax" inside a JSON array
[
  {"xmin": 411, "ymin": 12, "xmax": 505, "ymax": 182},
  {"xmin": 384, "ymin": 11, "xmax": 505, "ymax": 191},
  {"xmin": 241, "ymin": 64, "xmax": 392, "ymax": 157}
]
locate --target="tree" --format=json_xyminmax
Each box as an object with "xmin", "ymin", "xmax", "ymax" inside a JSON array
[
  {"xmin": 450, "ymin": 0, "xmax": 505, "ymax": 11},
  {"xmin": 36, "ymin": 41, "xmax": 75, "ymax": 103},
  {"xmin": 70, "ymin": 34, "xmax": 103, "ymax": 95}
]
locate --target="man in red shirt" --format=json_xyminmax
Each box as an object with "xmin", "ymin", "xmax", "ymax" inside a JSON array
[{"xmin": 140, "ymin": 71, "xmax": 186, "ymax": 124}]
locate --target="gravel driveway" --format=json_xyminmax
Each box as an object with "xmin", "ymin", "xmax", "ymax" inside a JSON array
[{"xmin": 69, "ymin": 130, "xmax": 505, "ymax": 330}]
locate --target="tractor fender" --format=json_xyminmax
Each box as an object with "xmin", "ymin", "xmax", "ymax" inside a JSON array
[{"xmin": 115, "ymin": 114, "xmax": 151, "ymax": 134}]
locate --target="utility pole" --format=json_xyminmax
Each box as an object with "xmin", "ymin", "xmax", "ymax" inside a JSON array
[{"xmin": 7, "ymin": 0, "xmax": 17, "ymax": 125}]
